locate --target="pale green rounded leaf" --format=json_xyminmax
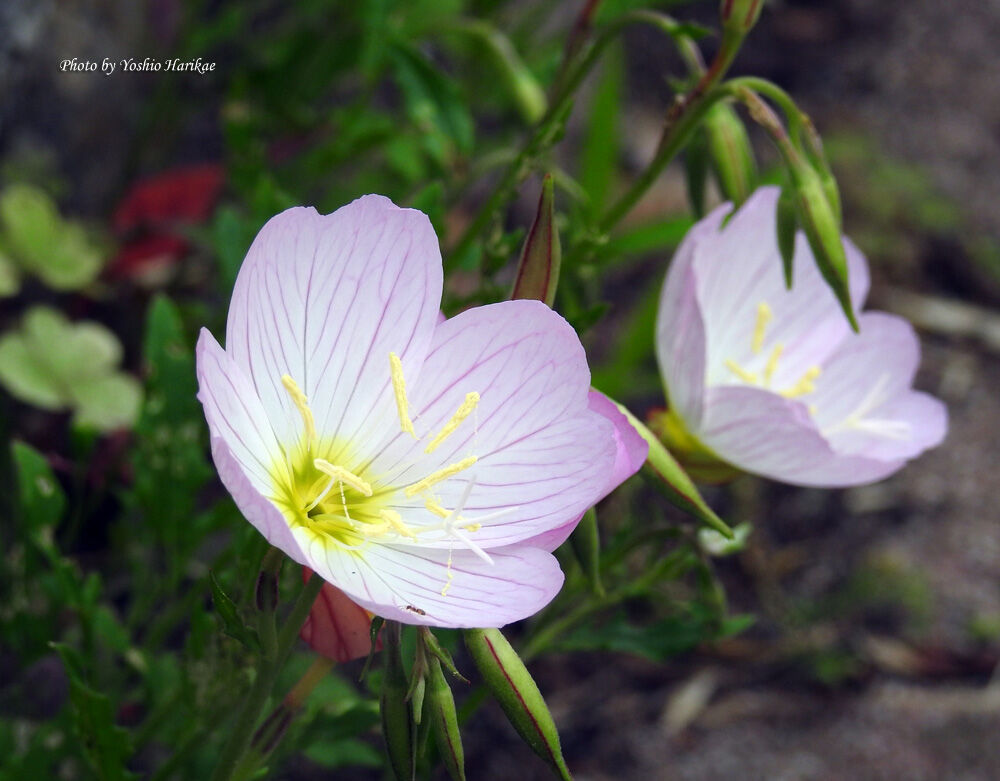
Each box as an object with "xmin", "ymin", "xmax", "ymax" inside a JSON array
[
  {"xmin": 71, "ymin": 373, "xmax": 143, "ymax": 432},
  {"xmin": 0, "ymin": 330, "xmax": 67, "ymax": 410}
]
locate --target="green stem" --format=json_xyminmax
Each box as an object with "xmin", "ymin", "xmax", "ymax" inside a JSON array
[
  {"xmin": 446, "ymin": 10, "xmax": 701, "ymax": 270},
  {"xmin": 210, "ymin": 571, "xmax": 324, "ymax": 781}
]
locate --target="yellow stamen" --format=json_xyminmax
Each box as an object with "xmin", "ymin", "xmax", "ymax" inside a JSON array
[
  {"xmin": 425, "ymin": 392, "xmax": 480, "ymax": 454},
  {"xmin": 313, "ymin": 459, "xmax": 373, "ymax": 497},
  {"xmin": 752, "ymin": 302, "xmax": 772, "ymax": 354},
  {"xmin": 404, "ymin": 456, "xmax": 478, "ymax": 498},
  {"xmin": 379, "ymin": 509, "xmax": 417, "ymax": 539},
  {"xmin": 281, "ymin": 374, "xmax": 317, "ymax": 447},
  {"xmin": 763, "ymin": 343, "xmax": 784, "ymax": 385},
  {"xmin": 464, "ymin": 523, "xmax": 482, "ymax": 533},
  {"xmin": 389, "ymin": 352, "xmax": 417, "ymax": 438},
  {"xmin": 725, "ymin": 359, "xmax": 758, "ymax": 385},
  {"xmin": 780, "ymin": 366, "xmax": 821, "ymax": 398}
]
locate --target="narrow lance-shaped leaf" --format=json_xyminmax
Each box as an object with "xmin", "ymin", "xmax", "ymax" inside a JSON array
[
  {"xmin": 51, "ymin": 642, "xmax": 137, "ymax": 781},
  {"xmin": 609, "ymin": 399, "xmax": 733, "ymax": 539},
  {"xmin": 511, "ymin": 175, "xmax": 561, "ymax": 306},
  {"xmin": 463, "ymin": 628, "xmax": 572, "ymax": 781},
  {"xmin": 427, "ymin": 656, "xmax": 465, "ymax": 781},
  {"xmin": 209, "ymin": 571, "xmax": 260, "ymax": 652}
]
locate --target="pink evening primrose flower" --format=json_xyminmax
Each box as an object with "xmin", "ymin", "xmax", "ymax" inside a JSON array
[
  {"xmin": 196, "ymin": 195, "xmax": 645, "ymax": 628},
  {"xmin": 656, "ymin": 186, "xmax": 947, "ymax": 487}
]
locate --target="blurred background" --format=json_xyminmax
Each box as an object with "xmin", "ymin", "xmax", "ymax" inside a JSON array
[{"xmin": 1, "ymin": 1, "xmax": 998, "ymax": 779}]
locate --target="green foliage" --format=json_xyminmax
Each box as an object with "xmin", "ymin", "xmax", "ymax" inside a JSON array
[
  {"xmin": 51, "ymin": 643, "xmax": 138, "ymax": 781},
  {"xmin": 0, "ymin": 307, "xmax": 142, "ymax": 431},
  {"xmin": 0, "ymin": 183, "xmax": 105, "ymax": 291}
]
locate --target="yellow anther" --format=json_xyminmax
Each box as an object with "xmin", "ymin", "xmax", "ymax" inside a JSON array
[
  {"xmin": 425, "ymin": 392, "xmax": 480, "ymax": 454},
  {"xmin": 404, "ymin": 456, "xmax": 478, "ymax": 498},
  {"xmin": 389, "ymin": 352, "xmax": 417, "ymax": 438},
  {"xmin": 424, "ymin": 497, "xmax": 452, "ymax": 519},
  {"xmin": 464, "ymin": 523, "xmax": 482, "ymax": 533},
  {"xmin": 780, "ymin": 366, "xmax": 821, "ymax": 399},
  {"xmin": 763, "ymin": 343, "xmax": 784, "ymax": 385},
  {"xmin": 379, "ymin": 509, "xmax": 417, "ymax": 539},
  {"xmin": 752, "ymin": 302, "xmax": 772, "ymax": 354},
  {"xmin": 281, "ymin": 374, "xmax": 317, "ymax": 447},
  {"xmin": 725, "ymin": 359, "xmax": 759, "ymax": 385},
  {"xmin": 313, "ymin": 459, "xmax": 373, "ymax": 497}
]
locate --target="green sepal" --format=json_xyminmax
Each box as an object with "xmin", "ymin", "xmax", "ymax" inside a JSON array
[
  {"xmin": 610, "ymin": 400, "xmax": 733, "ymax": 539},
  {"xmin": 420, "ymin": 627, "xmax": 469, "ymax": 684},
  {"xmin": 776, "ymin": 184, "xmax": 797, "ymax": 289},
  {"xmin": 463, "ymin": 628, "xmax": 572, "ymax": 780},
  {"xmin": 511, "ymin": 175, "xmax": 561, "ymax": 307},
  {"xmin": 427, "ymin": 656, "xmax": 466, "ymax": 781}
]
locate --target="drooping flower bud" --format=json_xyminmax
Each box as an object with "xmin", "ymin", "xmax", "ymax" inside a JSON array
[
  {"xmin": 511, "ymin": 175, "xmax": 561, "ymax": 306},
  {"xmin": 684, "ymin": 130, "xmax": 710, "ymax": 219},
  {"xmin": 788, "ymin": 160, "xmax": 858, "ymax": 331},
  {"xmin": 463, "ymin": 628, "xmax": 571, "ymax": 781},
  {"xmin": 427, "ymin": 656, "xmax": 466, "ymax": 781},
  {"xmin": 703, "ymin": 101, "xmax": 757, "ymax": 207}
]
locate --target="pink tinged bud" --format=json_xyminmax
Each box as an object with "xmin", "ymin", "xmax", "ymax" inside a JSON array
[
  {"xmin": 511, "ymin": 175, "xmax": 561, "ymax": 307},
  {"xmin": 463, "ymin": 628, "xmax": 572, "ymax": 781},
  {"xmin": 300, "ymin": 568, "xmax": 381, "ymax": 663},
  {"xmin": 656, "ymin": 187, "xmax": 947, "ymax": 488}
]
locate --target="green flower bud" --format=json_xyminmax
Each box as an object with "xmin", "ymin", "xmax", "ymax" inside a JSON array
[
  {"xmin": 463, "ymin": 628, "xmax": 572, "ymax": 781},
  {"xmin": 684, "ymin": 130, "xmax": 710, "ymax": 219},
  {"xmin": 789, "ymin": 162, "xmax": 858, "ymax": 331},
  {"xmin": 776, "ymin": 184, "xmax": 797, "ymax": 289},
  {"xmin": 511, "ymin": 175, "xmax": 561, "ymax": 307},
  {"xmin": 428, "ymin": 656, "xmax": 466, "ymax": 781},
  {"xmin": 381, "ymin": 623, "xmax": 415, "ymax": 781},
  {"xmin": 704, "ymin": 102, "xmax": 757, "ymax": 207}
]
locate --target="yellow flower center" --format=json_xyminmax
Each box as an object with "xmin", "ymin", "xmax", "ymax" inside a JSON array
[
  {"xmin": 724, "ymin": 301, "xmax": 821, "ymax": 407},
  {"xmin": 271, "ymin": 354, "xmax": 498, "ymax": 589}
]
